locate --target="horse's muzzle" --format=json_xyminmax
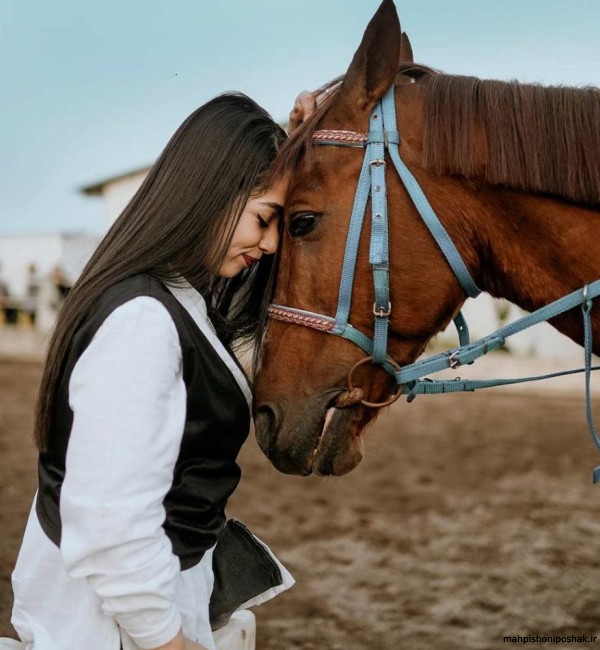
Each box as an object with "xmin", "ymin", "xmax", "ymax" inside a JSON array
[{"xmin": 254, "ymin": 390, "xmax": 364, "ymax": 476}]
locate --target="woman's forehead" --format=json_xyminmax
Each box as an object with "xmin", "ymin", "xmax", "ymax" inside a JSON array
[{"xmin": 253, "ymin": 176, "xmax": 289, "ymax": 206}]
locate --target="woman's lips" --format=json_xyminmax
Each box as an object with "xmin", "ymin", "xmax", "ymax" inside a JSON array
[{"xmin": 242, "ymin": 254, "xmax": 259, "ymax": 268}]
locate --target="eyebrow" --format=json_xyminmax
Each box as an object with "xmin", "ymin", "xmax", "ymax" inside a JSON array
[{"xmin": 258, "ymin": 201, "xmax": 284, "ymax": 218}]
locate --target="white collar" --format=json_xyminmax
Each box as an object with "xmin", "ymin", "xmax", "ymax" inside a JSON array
[{"xmin": 165, "ymin": 279, "xmax": 252, "ymax": 407}]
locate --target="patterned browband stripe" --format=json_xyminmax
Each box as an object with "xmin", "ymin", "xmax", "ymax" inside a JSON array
[
  {"xmin": 312, "ymin": 130, "xmax": 367, "ymax": 148},
  {"xmin": 267, "ymin": 305, "xmax": 335, "ymax": 334}
]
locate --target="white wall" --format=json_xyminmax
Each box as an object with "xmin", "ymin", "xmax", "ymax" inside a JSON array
[
  {"xmin": 439, "ymin": 294, "xmax": 583, "ymax": 361},
  {"xmin": 103, "ymin": 172, "xmax": 147, "ymax": 227},
  {"xmin": 0, "ymin": 232, "xmax": 100, "ymax": 332},
  {"xmin": 0, "ymin": 233, "xmax": 99, "ymax": 299},
  {"xmin": 0, "ymin": 233, "xmax": 63, "ymax": 297},
  {"xmin": 61, "ymin": 233, "xmax": 100, "ymax": 280}
]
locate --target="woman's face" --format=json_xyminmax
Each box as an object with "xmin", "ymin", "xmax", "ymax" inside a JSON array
[{"xmin": 218, "ymin": 176, "xmax": 288, "ymax": 278}]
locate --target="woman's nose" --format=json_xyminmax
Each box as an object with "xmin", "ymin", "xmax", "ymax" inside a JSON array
[{"xmin": 259, "ymin": 224, "xmax": 279, "ymax": 254}]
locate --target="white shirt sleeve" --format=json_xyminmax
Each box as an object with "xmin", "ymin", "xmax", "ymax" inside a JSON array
[{"xmin": 59, "ymin": 296, "xmax": 187, "ymax": 649}]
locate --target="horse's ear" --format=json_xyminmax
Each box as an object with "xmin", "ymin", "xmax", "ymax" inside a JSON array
[
  {"xmin": 334, "ymin": 0, "xmax": 401, "ymax": 116},
  {"xmin": 400, "ymin": 31, "xmax": 413, "ymax": 63}
]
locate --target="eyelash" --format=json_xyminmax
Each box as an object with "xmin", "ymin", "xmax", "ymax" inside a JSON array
[{"xmin": 256, "ymin": 214, "xmax": 269, "ymax": 229}]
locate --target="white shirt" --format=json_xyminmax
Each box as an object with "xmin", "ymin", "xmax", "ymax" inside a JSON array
[{"xmin": 11, "ymin": 279, "xmax": 292, "ymax": 650}]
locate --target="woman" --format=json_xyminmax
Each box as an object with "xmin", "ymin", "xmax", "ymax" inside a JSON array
[{"xmin": 9, "ymin": 92, "xmax": 312, "ymax": 650}]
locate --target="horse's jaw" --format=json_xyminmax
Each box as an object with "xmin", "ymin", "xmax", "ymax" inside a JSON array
[{"xmin": 254, "ymin": 390, "xmax": 369, "ymax": 476}]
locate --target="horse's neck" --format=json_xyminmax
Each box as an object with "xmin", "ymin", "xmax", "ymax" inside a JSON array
[{"xmin": 476, "ymin": 191, "xmax": 600, "ymax": 351}]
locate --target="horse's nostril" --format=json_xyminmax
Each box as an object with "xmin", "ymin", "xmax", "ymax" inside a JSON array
[
  {"xmin": 254, "ymin": 403, "xmax": 279, "ymax": 457},
  {"xmin": 255, "ymin": 404, "xmax": 275, "ymax": 431}
]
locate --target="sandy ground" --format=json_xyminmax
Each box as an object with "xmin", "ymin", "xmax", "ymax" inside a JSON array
[{"xmin": 1, "ymin": 359, "xmax": 600, "ymax": 649}]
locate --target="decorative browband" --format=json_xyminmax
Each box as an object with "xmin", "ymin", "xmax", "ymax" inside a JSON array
[
  {"xmin": 267, "ymin": 305, "xmax": 335, "ymax": 333},
  {"xmin": 312, "ymin": 130, "xmax": 367, "ymax": 147}
]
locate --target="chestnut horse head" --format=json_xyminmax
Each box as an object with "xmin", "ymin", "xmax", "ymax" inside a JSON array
[{"xmin": 254, "ymin": 0, "xmax": 600, "ymax": 477}]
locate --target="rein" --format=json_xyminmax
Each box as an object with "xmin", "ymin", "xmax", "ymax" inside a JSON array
[{"xmin": 268, "ymin": 85, "xmax": 600, "ymax": 481}]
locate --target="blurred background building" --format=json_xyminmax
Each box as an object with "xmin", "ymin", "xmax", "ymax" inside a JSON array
[
  {"xmin": 0, "ymin": 232, "xmax": 99, "ymax": 332},
  {"xmin": 82, "ymin": 166, "xmax": 149, "ymax": 229}
]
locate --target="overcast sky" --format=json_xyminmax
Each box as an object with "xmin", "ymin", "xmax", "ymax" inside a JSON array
[{"xmin": 1, "ymin": 0, "xmax": 599, "ymax": 236}]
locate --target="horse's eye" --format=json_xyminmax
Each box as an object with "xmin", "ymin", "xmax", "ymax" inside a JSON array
[{"xmin": 289, "ymin": 212, "xmax": 320, "ymax": 238}]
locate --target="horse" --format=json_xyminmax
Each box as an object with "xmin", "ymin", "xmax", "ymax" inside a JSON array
[{"xmin": 253, "ymin": 0, "xmax": 600, "ymax": 478}]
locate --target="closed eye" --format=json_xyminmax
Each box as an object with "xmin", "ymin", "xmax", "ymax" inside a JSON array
[
  {"xmin": 289, "ymin": 212, "xmax": 322, "ymax": 238},
  {"xmin": 256, "ymin": 214, "xmax": 269, "ymax": 229}
]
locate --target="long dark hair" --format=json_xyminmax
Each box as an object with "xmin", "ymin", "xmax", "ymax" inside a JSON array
[{"xmin": 35, "ymin": 92, "xmax": 286, "ymax": 451}]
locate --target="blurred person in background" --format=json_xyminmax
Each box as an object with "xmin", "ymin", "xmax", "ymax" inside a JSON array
[
  {"xmin": 24, "ymin": 264, "xmax": 41, "ymax": 327},
  {"xmin": 50, "ymin": 266, "xmax": 70, "ymax": 305},
  {"xmin": 0, "ymin": 261, "xmax": 8, "ymax": 325}
]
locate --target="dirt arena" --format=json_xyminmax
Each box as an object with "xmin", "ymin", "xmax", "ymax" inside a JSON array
[{"xmin": 2, "ymin": 359, "xmax": 600, "ymax": 649}]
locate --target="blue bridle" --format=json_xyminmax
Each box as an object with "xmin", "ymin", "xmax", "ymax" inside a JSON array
[{"xmin": 269, "ymin": 85, "xmax": 600, "ymax": 480}]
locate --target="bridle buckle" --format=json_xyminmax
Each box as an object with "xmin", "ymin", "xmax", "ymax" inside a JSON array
[
  {"xmin": 447, "ymin": 350, "xmax": 461, "ymax": 369},
  {"xmin": 373, "ymin": 302, "xmax": 392, "ymax": 318}
]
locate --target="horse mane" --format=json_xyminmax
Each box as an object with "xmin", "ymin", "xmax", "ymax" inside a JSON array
[
  {"xmin": 421, "ymin": 72, "xmax": 600, "ymax": 207},
  {"xmin": 274, "ymin": 64, "xmax": 600, "ymax": 208}
]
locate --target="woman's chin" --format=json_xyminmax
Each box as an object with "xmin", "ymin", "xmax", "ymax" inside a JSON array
[{"xmin": 217, "ymin": 260, "xmax": 243, "ymax": 278}]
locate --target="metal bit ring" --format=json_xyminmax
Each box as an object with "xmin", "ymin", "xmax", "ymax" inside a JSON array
[{"xmin": 347, "ymin": 356, "xmax": 403, "ymax": 408}]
